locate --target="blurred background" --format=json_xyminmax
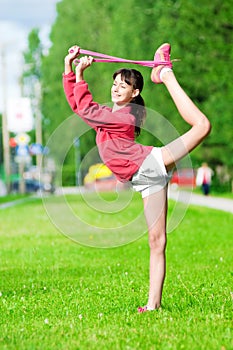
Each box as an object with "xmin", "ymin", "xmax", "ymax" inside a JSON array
[{"xmin": 0, "ymin": 0, "xmax": 232, "ymax": 196}]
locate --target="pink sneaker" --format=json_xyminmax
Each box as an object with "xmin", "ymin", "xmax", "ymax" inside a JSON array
[
  {"xmin": 151, "ymin": 43, "xmax": 172, "ymax": 84},
  {"xmin": 137, "ymin": 305, "xmax": 155, "ymax": 313}
]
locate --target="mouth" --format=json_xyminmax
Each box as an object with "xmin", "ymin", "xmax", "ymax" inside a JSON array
[{"xmin": 112, "ymin": 93, "xmax": 120, "ymax": 99}]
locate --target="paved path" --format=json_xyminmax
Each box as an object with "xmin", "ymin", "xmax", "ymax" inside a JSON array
[
  {"xmin": 168, "ymin": 188, "xmax": 233, "ymax": 214},
  {"xmin": 0, "ymin": 196, "xmax": 39, "ymax": 210},
  {"xmin": 59, "ymin": 186, "xmax": 233, "ymax": 214},
  {"xmin": 1, "ymin": 187, "xmax": 233, "ymax": 214}
]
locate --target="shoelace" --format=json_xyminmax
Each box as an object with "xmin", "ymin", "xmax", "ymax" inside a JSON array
[{"xmin": 71, "ymin": 48, "xmax": 173, "ymax": 68}]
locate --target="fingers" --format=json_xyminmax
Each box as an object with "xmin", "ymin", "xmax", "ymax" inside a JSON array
[
  {"xmin": 75, "ymin": 56, "xmax": 93, "ymax": 71},
  {"xmin": 78, "ymin": 56, "xmax": 93, "ymax": 66},
  {"xmin": 74, "ymin": 56, "xmax": 93, "ymax": 82},
  {"xmin": 64, "ymin": 45, "xmax": 81, "ymax": 68},
  {"xmin": 65, "ymin": 45, "xmax": 93, "ymax": 67},
  {"xmin": 68, "ymin": 45, "xmax": 80, "ymax": 54}
]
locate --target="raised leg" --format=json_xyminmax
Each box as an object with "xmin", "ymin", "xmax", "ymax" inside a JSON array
[{"xmin": 161, "ymin": 71, "xmax": 211, "ymax": 170}]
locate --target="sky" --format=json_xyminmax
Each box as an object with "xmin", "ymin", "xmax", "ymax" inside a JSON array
[{"xmin": 0, "ymin": 0, "xmax": 59, "ymax": 113}]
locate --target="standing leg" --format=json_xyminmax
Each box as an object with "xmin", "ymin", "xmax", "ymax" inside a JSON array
[{"xmin": 141, "ymin": 187, "xmax": 168, "ymax": 310}]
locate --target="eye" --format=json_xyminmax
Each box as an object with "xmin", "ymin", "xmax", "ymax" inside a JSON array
[{"xmin": 120, "ymin": 84, "xmax": 126, "ymax": 89}]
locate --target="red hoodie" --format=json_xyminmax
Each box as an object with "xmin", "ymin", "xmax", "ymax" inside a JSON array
[{"xmin": 63, "ymin": 71, "xmax": 153, "ymax": 182}]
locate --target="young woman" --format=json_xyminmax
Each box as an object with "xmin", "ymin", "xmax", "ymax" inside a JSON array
[{"xmin": 63, "ymin": 43, "xmax": 211, "ymax": 312}]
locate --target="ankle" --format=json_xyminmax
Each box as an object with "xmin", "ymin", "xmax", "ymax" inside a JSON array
[
  {"xmin": 147, "ymin": 301, "xmax": 161, "ymax": 309},
  {"xmin": 160, "ymin": 67, "xmax": 173, "ymax": 82}
]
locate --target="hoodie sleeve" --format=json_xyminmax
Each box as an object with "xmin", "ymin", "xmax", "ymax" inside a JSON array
[
  {"xmin": 63, "ymin": 72, "xmax": 135, "ymax": 138},
  {"xmin": 63, "ymin": 71, "xmax": 112, "ymax": 129}
]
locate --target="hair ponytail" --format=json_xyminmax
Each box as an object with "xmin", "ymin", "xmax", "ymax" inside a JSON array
[{"xmin": 131, "ymin": 94, "xmax": 146, "ymax": 136}]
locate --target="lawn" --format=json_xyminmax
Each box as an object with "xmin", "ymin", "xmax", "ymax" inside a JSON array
[{"xmin": 0, "ymin": 191, "xmax": 232, "ymax": 350}]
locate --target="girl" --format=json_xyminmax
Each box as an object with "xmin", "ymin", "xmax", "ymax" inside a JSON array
[{"xmin": 63, "ymin": 43, "xmax": 211, "ymax": 312}]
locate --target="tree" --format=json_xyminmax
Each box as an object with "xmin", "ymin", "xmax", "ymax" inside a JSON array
[
  {"xmin": 38, "ymin": 0, "xmax": 233, "ymax": 188},
  {"xmin": 21, "ymin": 28, "xmax": 44, "ymax": 167}
]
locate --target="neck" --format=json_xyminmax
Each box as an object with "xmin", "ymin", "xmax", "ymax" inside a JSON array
[{"xmin": 112, "ymin": 103, "xmax": 127, "ymax": 112}]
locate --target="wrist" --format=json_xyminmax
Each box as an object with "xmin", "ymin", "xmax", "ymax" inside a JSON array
[
  {"xmin": 64, "ymin": 59, "xmax": 73, "ymax": 74},
  {"xmin": 76, "ymin": 73, "xmax": 83, "ymax": 83},
  {"xmin": 75, "ymin": 67, "xmax": 84, "ymax": 82},
  {"xmin": 64, "ymin": 58, "xmax": 72, "ymax": 66}
]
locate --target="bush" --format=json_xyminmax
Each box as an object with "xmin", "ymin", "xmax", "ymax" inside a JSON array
[
  {"xmin": 62, "ymin": 164, "xmax": 76, "ymax": 186},
  {"xmin": 211, "ymin": 176, "xmax": 231, "ymax": 193}
]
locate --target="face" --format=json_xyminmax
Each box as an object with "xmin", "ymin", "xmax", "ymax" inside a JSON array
[{"xmin": 111, "ymin": 74, "xmax": 139, "ymax": 106}]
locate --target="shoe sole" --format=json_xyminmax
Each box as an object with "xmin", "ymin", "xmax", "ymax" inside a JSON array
[{"xmin": 151, "ymin": 43, "xmax": 172, "ymax": 84}]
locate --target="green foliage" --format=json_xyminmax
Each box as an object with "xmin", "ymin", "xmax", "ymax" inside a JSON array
[
  {"xmin": 23, "ymin": 28, "xmax": 43, "ymax": 79},
  {"xmin": 0, "ymin": 194, "xmax": 232, "ymax": 349},
  {"xmin": 62, "ymin": 163, "xmax": 75, "ymax": 186},
  {"xmin": 31, "ymin": 0, "xmax": 233, "ymax": 185},
  {"xmin": 21, "ymin": 28, "xmax": 44, "ymax": 151},
  {"xmin": 211, "ymin": 174, "xmax": 232, "ymax": 193}
]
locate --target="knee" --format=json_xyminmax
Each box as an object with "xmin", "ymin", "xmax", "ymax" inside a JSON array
[{"xmin": 148, "ymin": 230, "xmax": 167, "ymax": 252}]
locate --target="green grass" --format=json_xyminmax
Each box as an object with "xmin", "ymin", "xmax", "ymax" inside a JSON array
[
  {"xmin": 0, "ymin": 193, "xmax": 31, "ymax": 205},
  {"xmin": 0, "ymin": 192, "xmax": 232, "ymax": 350}
]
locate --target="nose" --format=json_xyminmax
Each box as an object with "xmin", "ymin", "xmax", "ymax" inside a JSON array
[{"xmin": 113, "ymin": 84, "xmax": 119, "ymax": 92}]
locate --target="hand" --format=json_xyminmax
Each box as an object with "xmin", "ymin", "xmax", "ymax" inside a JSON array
[
  {"xmin": 75, "ymin": 56, "xmax": 94, "ymax": 82},
  {"xmin": 75, "ymin": 56, "xmax": 93, "ymax": 72},
  {"xmin": 65, "ymin": 45, "xmax": 80, "ymax": 65}
]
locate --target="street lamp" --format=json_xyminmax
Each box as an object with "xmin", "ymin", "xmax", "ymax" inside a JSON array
[
  {"xmin": 74, "ymin": 137, "xmax": 81, "ymax": 187},
  {"xmin": 0, "ymin": 45, "xmax": 11, "ymax": 193}
]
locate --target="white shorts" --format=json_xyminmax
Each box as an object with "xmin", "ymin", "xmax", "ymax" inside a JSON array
[{"xmin": 131, "ymin": 147, "xmax": 172, "ymax": 198}]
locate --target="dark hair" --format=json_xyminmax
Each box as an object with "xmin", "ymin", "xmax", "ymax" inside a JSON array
[{"xmin": 112, "ymin": 68, "xmax": 146, "ymax": 136}]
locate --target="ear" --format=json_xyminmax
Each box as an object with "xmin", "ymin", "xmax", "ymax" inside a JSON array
[{"xmin": 132, "ymin": 89, "xmax": 140, "ymax": 98}]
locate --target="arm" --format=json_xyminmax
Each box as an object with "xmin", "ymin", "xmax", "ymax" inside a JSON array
[
  {"xmin": 63, "ymin": 54, "xmax": 110, "ymax": 129},
  {"xmin": 64, "ymin": 45, "xmax": 80, "ymax": 75},
  {"xmin": 63, "ymin": 76, "xmax": 134, "ymax": 131},
  {"xmin": 63, "ymin": 45, "xmax": 134, "ymax": 130},
  {"xmin": 63, "ymin": 45, "xmax": 96, "ymax": 117},
  {"xmin": 63, "ymin": 44, "xmax": 94, "ymax": 81},
  {"xmin": 75, "ymin": 55, "xmax": 93, "ymax": 82},
  {"xmin": 63, "ymin": 45, "xmax": 81, "ymax": 111}
]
